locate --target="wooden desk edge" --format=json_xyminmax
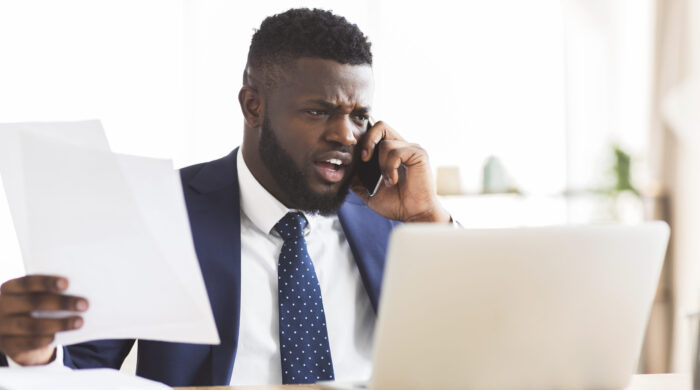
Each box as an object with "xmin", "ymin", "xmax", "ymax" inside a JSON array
[
  {"xmin": 174, "ymin": 386, "xmax": 318, "ymax": 390},
  {"xmin": 173, "ymin": 374, "xmax": 691, "ymax": 390}
]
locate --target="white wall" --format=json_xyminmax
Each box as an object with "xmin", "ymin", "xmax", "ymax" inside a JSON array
[{"xmin": 0, "ymin": 0, "xmax": 187, "ymax": 283}]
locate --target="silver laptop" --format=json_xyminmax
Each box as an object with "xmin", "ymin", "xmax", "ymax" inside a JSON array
[{"xmin": 324, "ymin": 222, "xmax": 670, "ymax": 390}]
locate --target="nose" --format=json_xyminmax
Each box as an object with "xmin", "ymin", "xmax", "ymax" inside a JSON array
[{"xmin": 324, "ymin": 116, "xmax": 358, "ymax": 146}]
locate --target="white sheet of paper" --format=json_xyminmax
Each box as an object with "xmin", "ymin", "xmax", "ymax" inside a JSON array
[
  {"xmin": 0, "ymin": 366, "xmax": 170, "ymax": 390},
  {"xmin": 0, "ymin": 120, "xmax": 219, "ymax": 346},
  {"xmin": 0, "ymin": 121, "xmax": 111, "ymax": 276}
]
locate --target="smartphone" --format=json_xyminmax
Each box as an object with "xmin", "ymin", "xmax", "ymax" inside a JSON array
[{"xmin": 358, "ymin": 120, "xmax": 383, "ymax": 197}]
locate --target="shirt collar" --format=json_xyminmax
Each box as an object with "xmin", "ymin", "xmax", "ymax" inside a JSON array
[{"xmin": 237, "ymin": 150, "xmax": 313, "ymax": 235}]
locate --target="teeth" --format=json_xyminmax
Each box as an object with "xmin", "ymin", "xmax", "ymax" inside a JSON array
[{"xmin": 325, "ymin": 158, "xmax": 342, "ymax": 166}]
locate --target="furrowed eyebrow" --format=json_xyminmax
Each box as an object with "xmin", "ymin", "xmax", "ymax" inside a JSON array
[
  {"xmin": 353, "ymin": 106, "xmax": 371, "ymax": 115},
  {"xmin": 305, "ymin": 99, "xmax": 371, "ymax": 113},
  {"xmin": 307, "ymin": 100, "xmax": 340, "ymax": 110}
]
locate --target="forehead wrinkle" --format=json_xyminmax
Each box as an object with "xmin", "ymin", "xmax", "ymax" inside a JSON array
[
  {"xmin": 272, "ymin": 59, "xmax": 373, "ymax": 109},
  {"xmin": 328, "ymin": 90, "xmax": 362, "ymax": 110},
  {"xmin": 322, "ymin": 78, "xmax": 373, "ymax": 110}
]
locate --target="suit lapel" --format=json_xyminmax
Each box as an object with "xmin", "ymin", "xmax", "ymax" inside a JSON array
[
  {"xmin": 183, "ymin": 149, "xmax": 241, "ymax": 385},
  {"xmin": 338, "ymin": 192, "xmax": 398, "ymax": 311}
]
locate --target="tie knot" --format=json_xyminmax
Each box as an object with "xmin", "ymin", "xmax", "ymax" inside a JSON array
[{"xmin": 274, "ymin": 212, "xmax": 307, "ymax": 240}]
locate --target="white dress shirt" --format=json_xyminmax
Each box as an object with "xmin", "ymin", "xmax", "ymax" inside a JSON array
[{"xmin": 229, "ymin": 151, "xmax": 375, "ymax": 385}]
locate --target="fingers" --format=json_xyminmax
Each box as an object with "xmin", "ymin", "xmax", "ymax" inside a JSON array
[
  {"xmin": 1, "ymin": 275, "xmax": 68, "ymax": 294},
  {"xmin": 360, "ymin": 121, "xmax": 405, "ymax": 162},
  {"xmin": 377, "ymin": 141, "xmax": 428, "ymax": 186},
  {"xmin": 0, "ymin": 275, "xmax": 86, "ymax": 364},
  {"xmin": 0, "ymin": 315, "xmax": 83, "ymax": 335},
  {"xmin": 0, "ymin": 293, "xmax": 89, "ymax": 315}
]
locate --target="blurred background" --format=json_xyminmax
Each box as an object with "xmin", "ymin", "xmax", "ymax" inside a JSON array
[{"xmin": 0, "ymin": 0, "xmax": 698, "ymax": 375}]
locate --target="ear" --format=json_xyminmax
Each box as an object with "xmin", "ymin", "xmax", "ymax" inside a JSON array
[{"xmin": 238, "ymin": 86, "xmax": 264, "ymax": 129}]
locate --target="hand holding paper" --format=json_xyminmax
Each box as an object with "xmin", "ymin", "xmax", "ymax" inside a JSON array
[
  {"xmin": 0, "ymin": 275, "xmax": 87, "ymax": 365},
  {"xmin": 0, "ymin": 120, "xmax": 220, "ymax": 365}
]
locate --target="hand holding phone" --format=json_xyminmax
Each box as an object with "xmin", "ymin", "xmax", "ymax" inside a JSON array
[{"xmin": 352, "ymin": 119, "xmax": 451, "ymax": 223}]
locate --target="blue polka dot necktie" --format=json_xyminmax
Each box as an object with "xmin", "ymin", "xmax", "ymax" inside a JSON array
[{"xmin": 274, "ymin": 212, "xmax": 335, "ymax": 384}]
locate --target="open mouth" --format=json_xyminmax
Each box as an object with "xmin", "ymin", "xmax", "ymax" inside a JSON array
[
  {"xmin": 319, "ymin": 158, "xmax": 343, "ymax": 171},
  {"xmin": 313, "ymin": 157, "xmax": 350, "ymax": 183}
]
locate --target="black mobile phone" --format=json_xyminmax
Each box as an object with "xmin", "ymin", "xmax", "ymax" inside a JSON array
[{"xmin": 358, "ymin": 120, "xmax": 383, "ymax": 197}]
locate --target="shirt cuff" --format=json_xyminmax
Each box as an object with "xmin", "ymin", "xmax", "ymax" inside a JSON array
[{"xmin": 6, "ymin": 345, "xmax": 64, "ymax": 368}]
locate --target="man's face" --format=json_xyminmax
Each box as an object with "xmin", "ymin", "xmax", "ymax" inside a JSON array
[{"xmin": 257, "ymin": 58, "xmax": 374, "ymax": 214}]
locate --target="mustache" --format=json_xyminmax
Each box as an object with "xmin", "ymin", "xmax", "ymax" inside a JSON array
[
  {"xmin": 312, "ymin": 145, "xmax": 355, "ymax": 162},
  {"xmin": 319, "ymin": 145, "xmax": 352, "ymax": 155}
]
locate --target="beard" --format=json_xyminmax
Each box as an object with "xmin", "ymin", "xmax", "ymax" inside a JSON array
[{"xmin": 258, "ymin": 116, "xmax": 354, "ymax": 215}]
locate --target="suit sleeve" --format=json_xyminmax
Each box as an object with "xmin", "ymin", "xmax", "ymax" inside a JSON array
[{"xmin": 63, "ymin": 339, "xmax": 136, "ymax": 369}]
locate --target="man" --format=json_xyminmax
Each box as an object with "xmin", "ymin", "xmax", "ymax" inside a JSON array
[{"xmin": 0, "ymin": 8, "xmax": 450, "ymax": 386}]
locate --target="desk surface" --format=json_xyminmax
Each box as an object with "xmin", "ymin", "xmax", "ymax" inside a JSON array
[{"xmin": 174, "ymin": 374, "xmax": 691, "ymax": 390}]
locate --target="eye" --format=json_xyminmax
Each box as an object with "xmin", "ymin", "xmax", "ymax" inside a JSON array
[
  {"xmin": 352, "ymin": 114, "xmax": 369, "ymax": 124},
  {"xmin": 305, "ymin": 110, "xmax": 327, "ymax": 117}
]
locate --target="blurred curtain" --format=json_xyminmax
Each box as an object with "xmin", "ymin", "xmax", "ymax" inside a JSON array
[{"xmin": 651, "ymin": 0, "xmax": 700, "ymax": 373}]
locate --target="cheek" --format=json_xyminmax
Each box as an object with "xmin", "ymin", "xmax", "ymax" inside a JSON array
[
  {"xmin": 284, "ymin": 118, "xmax": 326, "ymax": 150},
  {"xmin": 275, "ymin": 126, "xmax": 317, "ymax": 166}
]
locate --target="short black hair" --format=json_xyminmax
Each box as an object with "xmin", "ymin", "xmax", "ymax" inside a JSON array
[{"xmin": 245, "ymin": 8, "xmax": 372, "ymax": 88}]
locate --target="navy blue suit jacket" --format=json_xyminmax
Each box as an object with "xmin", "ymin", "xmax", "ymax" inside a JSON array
[{"xmin": 0, "ymin": 149, "xmax": 398, "ymax": 387}]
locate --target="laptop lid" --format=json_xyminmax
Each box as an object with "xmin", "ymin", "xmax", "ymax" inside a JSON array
[{"xmin": 370, "ymin": 222, "xmax": 669, "ymax": 390}]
